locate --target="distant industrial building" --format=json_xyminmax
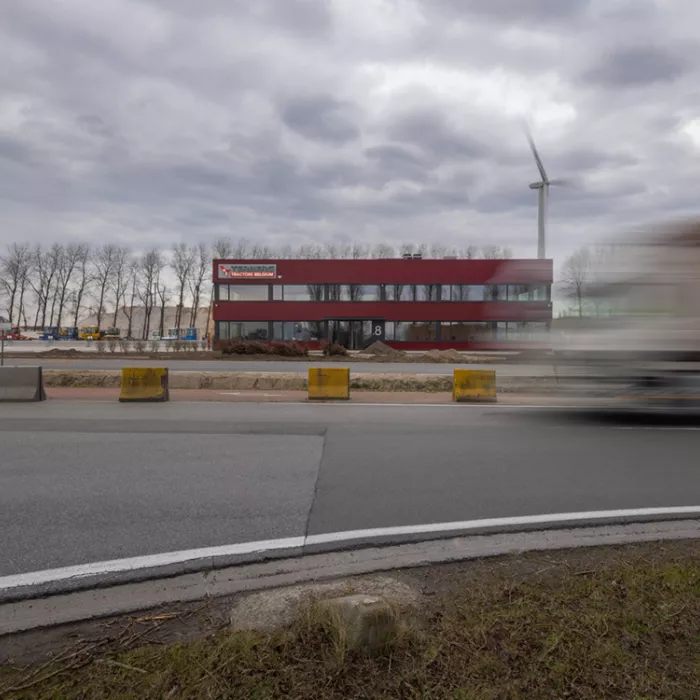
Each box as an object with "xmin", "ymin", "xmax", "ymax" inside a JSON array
[{"xmin": 212, "ymin": 257, "xmax": 553, "ymax": 350}]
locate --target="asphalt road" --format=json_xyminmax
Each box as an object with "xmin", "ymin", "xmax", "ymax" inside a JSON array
[
  {"xmin": 2, "ymin": 401, "xmax": 699, "ymax": 577},
  {"xmin": 5, "ymin": 357, "xmax": 559, "ymax": 376}
]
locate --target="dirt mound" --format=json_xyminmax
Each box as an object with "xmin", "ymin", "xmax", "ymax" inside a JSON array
[
  {"xmin": 364, "ymin": 341, "xmax": 407, "ymax": 360},
  {"xmin": 420, "ymin": 348, "xmax": 466, "ymax": 363},
  {"xmin": 365, "ymin": 341, "xmax": 395, "ymax": 356},
  {"xmin": 439, "ymin": 348, "xmax": 466, "ymax": 362},
  {"xmin": 39, "ymin": 348, "xmax": 85, "ymax": 358}
]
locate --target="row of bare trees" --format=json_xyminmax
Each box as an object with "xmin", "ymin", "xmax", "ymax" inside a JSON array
[
  {"xmin": 1, "ymin": 238, "xmax": 513, "ymax": 336},
  {"xmin": 211, "ymin": 237, "xmax": 512, "ymax": 261},
  {"xmin": 0, "ymin": 242, "xmax": 211, "ymax": 339}
]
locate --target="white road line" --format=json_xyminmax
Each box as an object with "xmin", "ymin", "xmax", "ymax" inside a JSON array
[
  {"xmin": 304, "ymin": 507, "xmax": 700, "ymax": 545},
  {"xmin": 2, "ymin": 507, "xmax": 700, "ymax": 593},
  {"xmin": 0, "ymin": 537, "xmax": 305, "ymax": 591}
]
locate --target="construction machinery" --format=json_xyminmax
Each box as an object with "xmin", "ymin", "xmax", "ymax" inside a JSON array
[{"xmin": 79, "ymin": 326, "xmax": 102, "ymax": 341}]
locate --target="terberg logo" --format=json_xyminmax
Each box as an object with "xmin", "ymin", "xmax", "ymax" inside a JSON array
[{"xmin": 218, "ymin": 264, "xmax": 277, "ymax": 279}]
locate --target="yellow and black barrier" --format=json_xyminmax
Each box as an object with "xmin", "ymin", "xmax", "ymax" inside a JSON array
[
  {"xmin": 119, "ymin": 367, "xmax": 169, "ymax": 402},
  {"xmin": 308, "ymin": 367, "xmax": 350, "ymax": 400},
  {"xmin": 452, "ymin": 369, "xmax": 496, "ymax": 403}
]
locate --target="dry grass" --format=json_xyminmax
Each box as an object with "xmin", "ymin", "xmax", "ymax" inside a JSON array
[{"xmin": 1, "ymin": 556, "xmax": 698, "ymax": 699}]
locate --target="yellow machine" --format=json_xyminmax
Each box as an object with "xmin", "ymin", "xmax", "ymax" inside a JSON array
[{"xmin": 80, "ymin": 326, "xmax": 101, "ymax": 340}]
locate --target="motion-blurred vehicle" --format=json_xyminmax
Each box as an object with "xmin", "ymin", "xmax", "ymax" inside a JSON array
[
  {"xmin": 39, "ymin": 326, "xmax": 59, "ymax": 340},
  {"xmin": 3, "ymin": 326, "xmax": 30, "ymax": 340},
  {"xmin": 79, "ymin": 326, "xmax": 102, "ymax": 340},
  {"xmin": 103, "ymin": 327, "xmax": 120, "ymax": 339},
  {"xmin": 60, "ymin": 327, "xmax": 78, "ymax": 340},
  {"xmin": 555, "ymin": 219, "xmax": 700, "ymax": 412}
]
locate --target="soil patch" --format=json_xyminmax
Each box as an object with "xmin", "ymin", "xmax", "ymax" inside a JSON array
[{"xmin": 1, "ymin": 540, "xmax": 697, "ymax": 699}]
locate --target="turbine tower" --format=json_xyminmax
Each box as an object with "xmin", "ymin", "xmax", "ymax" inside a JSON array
[{"xmin": 526, "ymin": 131, "xmax": 563, "ymax": 259}]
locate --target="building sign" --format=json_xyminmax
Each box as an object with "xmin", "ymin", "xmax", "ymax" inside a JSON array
[{"xmin": 218, "ymin": 264, "xmax": 277, "ymax": 279}]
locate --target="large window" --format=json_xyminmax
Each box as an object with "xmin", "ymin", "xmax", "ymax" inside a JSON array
[
  {"xmin": 272, "ymin": 321, "xmax": 323, "ymax": 341},
  {"xmin": 388, "ymin": 322, "xmax": 437, "ymax": 342},
  {"xmin": 441, "ymin": 322, "xmax": 493, "ymax": 342},
  {"xmin": 282, "ymin": 285, "xmax": 324, "ymax": 302},
  {"xmin": 415, "ymin": 285, "xmax": 440, "ymax": 301},
  {"xmin": 217, "ymin": 321, "xmax": 269, "ymax": 340},
  {"xmin": 385, "ymin": 285, "xmax": 413, "ymax": 301},
  {"xmin": 445, "ymin": 285, "xmax": 488, "ymax": 301},
  {"xmin": 217, "ymin": 285, "xmax": 269, "ymax": 301}
]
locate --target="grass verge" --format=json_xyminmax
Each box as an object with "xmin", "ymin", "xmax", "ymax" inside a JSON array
[{"xmin": 1, "ymin": 545, "xmax": 698, "ymax": 699}]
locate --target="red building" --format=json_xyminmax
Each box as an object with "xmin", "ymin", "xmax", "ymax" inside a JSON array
[{"xmin": 212, "ymin": 257, "xmax": 553, "ymax": 350}]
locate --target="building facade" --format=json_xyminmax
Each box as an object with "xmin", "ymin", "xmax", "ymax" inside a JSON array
[{"xmin": 212, "ymin": 258, "xmax": 553, "ymax": 350}]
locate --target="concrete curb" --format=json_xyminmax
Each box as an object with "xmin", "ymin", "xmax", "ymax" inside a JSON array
[
  {"xmin": 1, "ymin": 519, "xmax": 698, "ymax": 635},
  {"xmin": 42, "ymin": 369, "xmax": 568, "ymax": 394}
]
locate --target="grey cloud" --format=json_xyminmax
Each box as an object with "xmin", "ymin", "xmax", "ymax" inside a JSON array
[
  {"xmin": 387, "ymin": 109, "xmax": 489, "ymax": 164},
  {"xmin": 431, "ymin": 0, "xmax": 591, "ymax": 24},
  {"xmin": 582, "ymin": 46, "xmax": 689, "ymax": 87},
  {"xmin": 0, "ymin": 0, "xmax": 699, "ymax": 259},
  {"xmin": 551, "ymin": 148, "xmax": 638, "ymax": 173},
  {"xmin": 279, "ymin": 95, "xmax": 360, "ymax": 144}
]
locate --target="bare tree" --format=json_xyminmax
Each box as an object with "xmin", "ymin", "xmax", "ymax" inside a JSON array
[
  {"xmin": 54, "ymin": 243, "xmax": 85, "ymax": 331},
  {"xmin": 297, "ymin": 243, "xmax": 322, "ymax": 259},
  {"xmin": 189, "ymin": 243, "xmax": 210, "ymax": 330},
  {"xmin": 323, "ymin": 242, "xmax": 338, "ymax": 259},
  {"xmin": 29, "ymin": 244, "xmax": 62, "ymax": 329},
  {"xmin": 47, "ymin": 245, "xmax": 65, "ymax": 327},
  {"xmin": 399, "ymin": 243, "xmax": 415, "ymax": 257},
  {"xmin": 0, "ymin": 243, "xmax": 31, "ymax": 325},
  {"xmin": 429, "ymin": 243, "xmax": 448, "ymax": 259},
  {"xmin": 372, "ymin": 243, "xmax": 395, "ymax": 259},
  {"xmin": 72, "ymin": 244, "xmax": 92, "ymax": 329},
  {"xmin": 417, "ymin": 243, "xmax": 429, "ymax": 259},
  {"xmin": 250, "ymin": 243, "xmax": 274, "ymax": 259},
  {"xmin": 338, "ymin": 242, "xmax": 352, "ymax": 259},
  {"xmin": 460, "ymin": 245, "xmax": 478, "ymax": 259},
  {"xmin": 92, "ymin": 244, "xmax": 118, "ymax": 328},
  {"xmin": 138, "ymin": 249, "xmax": 164, "ymax": 339},
  {"xmin": 213, "ymin": 236, "xmax": 233, "ymax": 259},
  {"xmin": 278, "ymin": 244, "xmax": 294, "ymax": 259},
  {"xmin": 351, "ymin": 243, "xmax": 369, "ymax": 259},
  {"xmin": 560, "ymin": 247, "xmax": 592, "ymax": 317},
  {"xmin": 156, "ymin": 280, "xmax": 171, "ymax": 339},
  {"xmin": 481, "ymin": 245, "xmax": 512, "ymax": 259},
  {"xmin": 110, "ymin": 247, "xmax": 131, "ymax": 329},
  {"xmin": 123, "ymin": 260, "xmax": 140, "ymax": 339},
  {"xmin": 171, "ymin": 243, "xmax": 195, "ymax": 331},
  {"xmin": 232, "ymin": 238, "xmax": 250, "ymax": 258}
]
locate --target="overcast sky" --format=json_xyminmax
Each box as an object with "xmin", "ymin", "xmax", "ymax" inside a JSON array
[{"xmin": 1, "ymin": 0, "xmax": 699, "ymax": 264}]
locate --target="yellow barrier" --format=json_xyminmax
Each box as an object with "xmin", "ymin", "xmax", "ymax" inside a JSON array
[
  {"xmin": 308, "ymin": 367, "xmax": 350, "ymax": 400},
  {"xmin": 119, "ymin": 367, "xmax": 169, "ymax": 402},
  {"xmin": 452, "ymin": 369, "xmax": 496, "ymax": 403}
]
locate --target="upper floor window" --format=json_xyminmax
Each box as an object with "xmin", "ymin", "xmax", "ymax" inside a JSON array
[{"xmin": 217, "ymin": 284, "xmax": 269, "ymax": 301}]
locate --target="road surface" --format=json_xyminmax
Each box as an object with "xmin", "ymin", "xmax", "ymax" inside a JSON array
[
  {"xmin": 5, "ymin": 357, "xmax": 560, "ymax": 376},
  {"xmin": 1, "ymin": 401, "xmax": 699, "ymax": 578}
]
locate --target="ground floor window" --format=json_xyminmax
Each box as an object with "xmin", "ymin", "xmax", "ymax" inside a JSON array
[
  {"xmin": 386, "ymin": 321, "xmax": 438, "ymax": 341},
  {"xmin": 272, "ymin": 321, "xmax": 323, "ymax": 342},
  {"xmin": 216, "ymin": 321, "xmax": 269, "ymax": 341},
  {"xmin": 216, "ymin": 320, "xmax": 550, "ymax": 344}
]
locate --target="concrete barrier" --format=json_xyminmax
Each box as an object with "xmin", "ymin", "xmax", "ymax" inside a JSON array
[
  {"xmin": 453, "ymin": 369, "xmax": 496, "ymax": 403},
  {"xmin": 0, "ymin": 366, "xmax": 46, "ymax": 402},
  {"xmin": 308, "ymin": 367, "xmax": 350, "ymax": 400},
  {"xmin": 119, "ymin": 367, "xmax": 169, "ymax": 402}
]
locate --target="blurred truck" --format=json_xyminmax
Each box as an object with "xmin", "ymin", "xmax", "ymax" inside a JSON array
[{"xmin": 555, "ymin": 219, "xmax": 700, "ymax": 410}]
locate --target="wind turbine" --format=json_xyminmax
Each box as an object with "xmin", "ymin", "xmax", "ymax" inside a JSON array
[{"xmin": 526, "ymin": 130, "xmax": 565, "ymax": 260}]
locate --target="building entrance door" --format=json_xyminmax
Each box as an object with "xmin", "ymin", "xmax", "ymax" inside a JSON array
[{"xmin": 328, "ymin": 320, "xmax": 384, "ymax": 350}]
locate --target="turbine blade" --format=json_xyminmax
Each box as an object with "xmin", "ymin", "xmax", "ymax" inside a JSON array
[
  {"xmin": 521, "ymin": 121, "xmax": 548, "ymax": 182},
  {"xmin": 526, "ymin": 131, "xmax": 548, "ymax": 182}
]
